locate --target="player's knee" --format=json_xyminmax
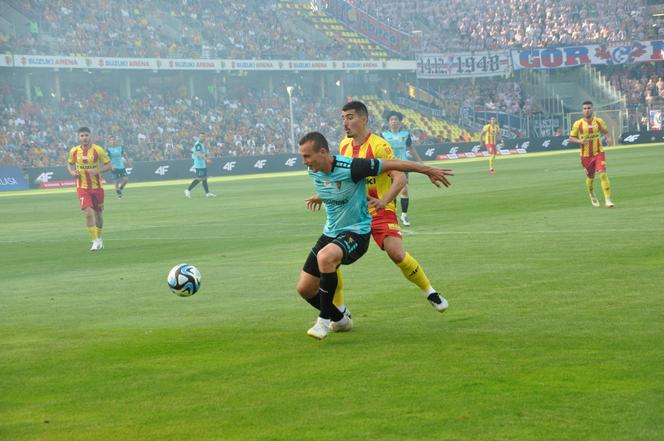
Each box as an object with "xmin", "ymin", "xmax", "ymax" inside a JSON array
[
  {"xmin": 296, "ymin": 279, "xmax": 317, "ymax": 299},
  {"xmin": 316, "ymin": 248, "xmax": 340, "ymax": 272},
  {"xmin": 387, "ymin": 247, "xmax": 405, "ymax": 263}
]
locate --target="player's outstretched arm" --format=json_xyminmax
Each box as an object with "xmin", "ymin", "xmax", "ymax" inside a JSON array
[{"xmin": 381, "ymin": 159, "xmax": 453, "ymax": 188}]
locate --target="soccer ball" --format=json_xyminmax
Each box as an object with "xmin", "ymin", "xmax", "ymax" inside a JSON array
[{"xmin": 167, "ymin": 264, "xmax": 201, "ymax": 297}]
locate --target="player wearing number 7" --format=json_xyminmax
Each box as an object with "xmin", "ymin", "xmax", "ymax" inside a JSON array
[{"xmin": 67, "ymin": 127, "xmax": 112, "ymax": 251}]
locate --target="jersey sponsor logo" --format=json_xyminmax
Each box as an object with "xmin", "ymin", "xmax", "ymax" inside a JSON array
[
  {"xmin": 366, "ymin": 177, "xmax": 376, "ymax": 185},
  {"xmin": 35, "ymin": 172, "xmax": 54, "ymax": 183},
  {"xmin": 284, "ymin": 157, "xmax": 297, "ymax": 167},
  {"xmin": 253, "ymin": 159, "xmax": 267, "ymax": 169},
  {"xmin": 155, "ymin": 165, "xmax": 169, "ymax": 175},
  {"xmin": 222, "ymin": 161, "xmax": 236, "ymax": 171},
  {"xmin": 322, "ymin": 198, "xmax": 349, "ymax": 206}
]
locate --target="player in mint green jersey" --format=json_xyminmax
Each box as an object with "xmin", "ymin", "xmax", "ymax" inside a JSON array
[
  {"xmin": 382, "ymin": 111, "xmax": 422, "ymax": 226},
  {"xmin": 185, "ymin": 132, "xmax": 215, "ymax": 198},
  {"xmin": 296, "ymin": 131, "xmax": 453, "ymax": 340},
  {"xmin": 106, "ymin": 136, "xmax": 131, "ymax": 199}
]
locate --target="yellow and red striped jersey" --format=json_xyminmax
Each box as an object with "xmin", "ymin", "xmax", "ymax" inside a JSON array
[
  {"xmin": 68, "ymin": 144, "xmax": 110, "ymax": 189},
  {"xmin": 570, "ymin": 117, "xmax": 607, "ymax": 157},
  {"xmin": 482, "ymin": 123, "xmax": 500, "ymax": 145},
  {"xmin": 339, "ymin": 133, "xmax": 396, "ymax": 215}
]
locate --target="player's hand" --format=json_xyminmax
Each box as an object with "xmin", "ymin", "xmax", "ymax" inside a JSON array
[
  {"xmin": 305, "ymin": 195, "xmax": 322, "ymax": 211},
  {"xmin": 426, "ymin": 167, "xmax": 454, "ymax": 188},
  {"xmin": 88, "ymin": 168, "xmax": 100, "ymax": 176},
  {"xmin": 367, "ymin": 196, "xmax": 387, "ymax": 210}
]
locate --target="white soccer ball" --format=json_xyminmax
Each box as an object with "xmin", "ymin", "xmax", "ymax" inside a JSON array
[{"xmin": 167, "ymin": 264, "xmax": 202, "ymax": 297}]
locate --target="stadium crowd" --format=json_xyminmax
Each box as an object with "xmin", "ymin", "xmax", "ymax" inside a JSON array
[
  {"xmin": 351, "ymin": 0, "xmax": 654, "ymax": 52},
  {"xmin": 0, "ymin": 84, "xmax": 350, "ymax": 168},
  {"xmin": 3, "ymin": 0, "xmax": 658, "ymax": 58},
  {"xmin": 5, "ymin": 0, "xmax": 355, "ymax": 59}
]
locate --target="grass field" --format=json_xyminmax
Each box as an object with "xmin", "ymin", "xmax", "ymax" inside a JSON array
[{"xmin": 1, "ymin": 145, "xmax": 663, "ymax": 440}]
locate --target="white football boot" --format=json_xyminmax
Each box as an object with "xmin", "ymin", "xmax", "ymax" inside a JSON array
[
  {"xmin": 307, "ymin": 317, "xmax": 331, "ymax": 340},
  {"xmin": 427, "ymin": 292, "xmax": 449, "ymax": 313},
  {"xmin": 90, "ymin": 239, "xmax": 101, "ymax": 251},
  {"xmin": 205, "ymin": 192, "xmax": 216, "ymax": 198},
  {"xmin": 330, "ymin": 309, "xmax": 353, "ymax": 332},
  {"xmin": 589, "ymin": 194, "xmax": 600, "ymax": 207},
  {"xmin": 400, "ymin": 213, "xmax": 411, "ymax": 226},
  {"xmin": 184, "ymin": 189, "xmax": 191, "ymax": 198},
  {"xmin": 605, "ymin": 198, "xmax": 615, "ymax": 208}
]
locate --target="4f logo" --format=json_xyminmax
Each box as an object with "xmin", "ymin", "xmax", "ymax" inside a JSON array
[
  {"xmin": 284, "ymin": 157, "xmax": 297, "ymax": 167},
  {"xmin": 623, "ymin": 134, "xmax": 640, "ymax": 143},
  {"xmin": 471, "ymin": 145, "xmax": 481, "ymax": 153},
  {"xmin": 125, "ymin": 167, "xmax": 133, "ymax": 175},
  {"xmin": 254, "ymin": 160, "xmax": 267, "ymax": 169},
  {"xmin": 542, "ymin": 140, "xmax": 551, "ymax": 148},
  {"xmin": 448, "ymin": 146, "xmax": 459, "ymax": 154},
  {"xmin": 562, "ymin": 139, "xmax": 570, "ymax": 147},
  {"xmin": 223, "ymin": 161, "xmax": 236, "ymax": 171},
  {"xmin": 425, "ymin": 148, "xmax": 435, "ymax": 157},
  {"xmin": 520, "ymin": 141, "xmax": 530, "ymax": 149},
  {"xmin": 35, "ymin": 172, "xmax": 54, "ymax": 183},
  {"xmin": 155, "ymin": 165, "xmax": 169, "ymax": 175}
]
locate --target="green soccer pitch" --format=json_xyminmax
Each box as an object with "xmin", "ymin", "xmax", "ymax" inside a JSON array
[{"xmin": 2, "ymin": 145, "xmax": 663, "ymax": 440}]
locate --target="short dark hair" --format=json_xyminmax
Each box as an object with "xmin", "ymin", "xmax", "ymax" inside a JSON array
[
  {"xmin": 78, "ymin": 127, "xmax": 91, "ymax": 134},
  {"xmin": 342, "ymin": 101, "xmax": 368, "ymax": 118},
  {"xmin": 299, "ymin": 131, "xmax": 329, "ymax": 152},
  {"xmin": 582, "ymin": 101, "xmax": 593, "ymax": 107},
  {"xmin": 386, "ymin": 111, "xmax": 403, "ymax": 121}
]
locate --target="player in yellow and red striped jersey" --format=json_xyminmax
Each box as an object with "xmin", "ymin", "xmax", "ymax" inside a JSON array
[
  {"xmin": 480, "ymin": 116, "xmax": 501, "ymax": 174},
  {"xmin": 66, "ymin": 127, "xmax": 112, "ymax": 251},
  {"xmin": 338, "ymin": 101, "xmax": 451, "ymax": 316},
  {"xmin": 569, "ymin": 101, "xmax": 615, "ymax": 208}
]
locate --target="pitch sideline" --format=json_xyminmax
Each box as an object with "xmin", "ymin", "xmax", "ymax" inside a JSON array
[{"xmin": 2, "ymin": 142, "xmax": 662, "ymax": 198}]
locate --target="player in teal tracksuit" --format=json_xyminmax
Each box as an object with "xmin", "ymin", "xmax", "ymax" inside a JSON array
[
  {"xmin": 382, "ymin": 111, "xmax": 423, "ymax": 226},
  {"xmin": 106, "ymin": 138, "xmax": 131, "ymax": 199},
  {"xmin": 184, "ymin": 132, "xmax": 215, "ymax": 198},
  {"xmin": 296, "ymin": 131, "xmax": 453, "ymax": 340}
]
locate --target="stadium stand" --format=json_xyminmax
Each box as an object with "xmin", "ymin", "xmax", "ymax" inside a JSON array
[{"xmin": 350, "ymin": 0, "xmax": 655, "ymax": 52}]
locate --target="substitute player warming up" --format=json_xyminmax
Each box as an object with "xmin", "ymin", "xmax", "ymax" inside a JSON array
[
  {"xmin": 569, "ymin": 101, "xmax": 615, "ymax": 208},
  {"xmin": 67, "ymin": 127, "xmax": 112, "ymax": 251}
]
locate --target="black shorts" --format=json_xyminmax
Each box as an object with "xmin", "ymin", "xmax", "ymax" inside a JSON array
[
  {"xmin": 195, "ymin": 168, "xmax": 208, "ymax": 178},
  {"xmin": 112, "ymin": 168, "xmax": 128, "ymax": 180},
  {"xmin": 302, "ymin": 232, "xmax": 371, "ymax": 277}
]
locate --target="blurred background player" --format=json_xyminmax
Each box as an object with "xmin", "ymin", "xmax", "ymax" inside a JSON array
[
  {"xmin": 381, "ymin": 111, "xmax": 422, "ymax": 226},
  {"xmin": 569, "ymin": 101, "xmax": 614, "ymax": 208},
  {"xmin": 66, "ymin": 127, "xmax": 112, "ymax": 251},
  {"xmin": 339, "ymin": 101, "xmax": 450, "ymax": 314},
  {"xmin": 480, "ymin": 117, "xmax": 502, "ymax": 174},
  {"xmin": 106, "ymin": 136, "xmax": 131, "ymax": 199},
  {"xmin": 184, "ymin": 131, "xmax": 216, "ymax": 198}
]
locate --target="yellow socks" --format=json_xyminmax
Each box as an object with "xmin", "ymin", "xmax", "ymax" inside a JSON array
[
  {"xmin": 586, "ymin": 177, "xmax": 595, "ymax": 195},
  {"xmin": 397, "ymin": 252, "xmax": 432, "ymax": 292},
  {"xmin": 599, "ymin": 172, "xmax": 611, "ymax": 199},
  {"xmin": 96, "ymin": 227, "xmax": 103, "ymax": 238},
  {"xmin": 332, "ymin": 268, "xmax": 344, "ymax": 308},
  {"xmin": 489, "ymin": 155, "xmax": 495, "ymax": 169},
  {"xmin": 87, "ymin": 226, "xmax": 98, "ymax": 241}
]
